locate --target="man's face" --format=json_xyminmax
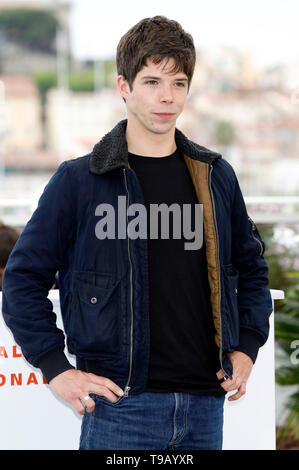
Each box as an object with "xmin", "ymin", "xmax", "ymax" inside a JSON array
[{"xmin": 118, "ymin": 57, "xmax": 189, "ymax": 135}]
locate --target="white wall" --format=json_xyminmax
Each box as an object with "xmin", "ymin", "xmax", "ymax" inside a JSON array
[
  {"xmin": 0, "ymin": 289, "xmax": 284, "ymax": 450},
  {"xmin": 223, "ymin": 289, "xmax": 284, "ymax": 450}
]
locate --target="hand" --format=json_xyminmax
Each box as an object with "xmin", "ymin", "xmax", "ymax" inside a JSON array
[
  {"xmin": 49, "ymin": 369, "xmax": 124, "ymax": 415},
  {"xmin": 216, "ymin": 351, "xmax": 253, "ymax": 401}
]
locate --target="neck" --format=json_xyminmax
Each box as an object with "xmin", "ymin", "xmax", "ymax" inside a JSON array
[{"xmin": 125, "ymin": 117, "xmax": 177, "ymax": 157}]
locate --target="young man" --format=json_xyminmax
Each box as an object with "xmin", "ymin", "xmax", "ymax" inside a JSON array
[{"xmin": 2, "ymin": 16, "xmax": 273, "ymax": 450}]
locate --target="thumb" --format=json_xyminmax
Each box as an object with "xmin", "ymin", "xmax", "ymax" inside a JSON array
[{"xmin": 216, "ymin": 369, "xmax": 226, "ymax": 380}]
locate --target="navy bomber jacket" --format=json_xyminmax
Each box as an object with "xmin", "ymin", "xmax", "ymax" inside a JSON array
[{"xmin": 2, "ymin": 119, "xmax": 273, "ymax": 396}]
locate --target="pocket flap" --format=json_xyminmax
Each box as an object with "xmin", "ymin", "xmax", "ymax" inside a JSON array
[{"xmin": 75, "ymin": 275, "xmax": 120, "ymax": 308}]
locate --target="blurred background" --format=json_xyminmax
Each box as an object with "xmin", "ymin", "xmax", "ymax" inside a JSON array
[{"xmin": 0, "ymin": 0, "xmax": 298, "ymax": 449}]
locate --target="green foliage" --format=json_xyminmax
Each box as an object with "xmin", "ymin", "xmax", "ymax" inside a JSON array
[
  {"xmin": 276, "ymin": 410, "xmax": 299, "ymax": 448},
  {"xmin": 105, "ymin": 60, "xmax": 117, "ymax": 87},
  {"xmin": 0, "ymin": 8, "xmax": 59, "ymax": 53},
  {"xmin": 259, "ymin": 223, "xmax": 298, "ymax": 292},
  {"xmin": 214, "ymin": 120, "xmax": 236, "ymax": 147},
  {"xmin": 275, "ymin": 284, "xmax": 299, "ymax": 447},
  {"xmin": 275, "ymin": 314, "xmax": 299, "ymax": 343},
  {"xmin": 32, "ymin": 62, "xmax": 116, "ymax": 99},
  {"xmin": 69, "ymin": 71, "xmax": 94, "ymax": 92},
  {"xmin": 32, "ymin": 70, "xmax": 97, "ymax": 99},
  {"xmin": 249, "ymin": 217, "xmax": 299, "ymax": 447},
  {"xmin": 32, "ymin": 70, "xmax": 57, "ymax": 100},
  {"xmin": 279, "ymin": 287, "xmax": 299, "ymax": 317}
]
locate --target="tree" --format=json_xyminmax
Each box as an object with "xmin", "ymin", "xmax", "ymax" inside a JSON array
[
  {"xmin": 0, "ymin": 8, "xmax": 60, "ymax": 53},
  {"xmin": 215, "ymin": 120, "xmax": 236, "ymax": 147}
]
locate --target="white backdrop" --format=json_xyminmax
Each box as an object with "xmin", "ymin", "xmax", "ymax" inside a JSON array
[{"xmin": 0, "ymin": 289, "xmax": 284, "ymax": 450}]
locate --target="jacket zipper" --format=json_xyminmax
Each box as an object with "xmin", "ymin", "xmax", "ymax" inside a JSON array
[
  {"xmin": 122, "ymin": 168, "xmax": 133, "ymax": 397},
  {"xmin": 248, "ymin": 216, "xmax": 264, "ymax": 256},
  {"xmin": 208, "ymin": 164, "xmax": 230, "ymax": 378},
  {"xmin": 123, "ymin": 164, "xmax": 231, "ymax": 389}
]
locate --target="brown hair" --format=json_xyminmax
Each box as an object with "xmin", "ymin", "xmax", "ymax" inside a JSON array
[
  {"xmin": 0, "ymin": 222, "xmax": 19, "ymax": 267},
  {"xmin": 116, "ymin": 16, "xmax": 196, "ymax": 97}
]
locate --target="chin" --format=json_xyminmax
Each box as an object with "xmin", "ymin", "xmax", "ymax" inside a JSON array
[{"xmin": 146, "ymin": 119, "xmax": 175, "ymax": 134}]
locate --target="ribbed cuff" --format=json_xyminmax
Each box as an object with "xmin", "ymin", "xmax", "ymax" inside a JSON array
[
  {"xmin": 37, "ymin": 347, "xmax": 75, "ymax": 383},
  {"xmin": 235, "ymin": 327, "xmax": 264, "ymax": 364}
]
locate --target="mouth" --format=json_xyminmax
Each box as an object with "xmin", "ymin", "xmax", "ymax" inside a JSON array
[{"xmin": 153, "ymin": 113, "xmax": 175, "ymax": 120}]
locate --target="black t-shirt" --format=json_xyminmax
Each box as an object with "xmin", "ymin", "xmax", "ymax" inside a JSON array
[{"xmin": 128, "ymin": 148, "xmax": 225, "ymax": 396}]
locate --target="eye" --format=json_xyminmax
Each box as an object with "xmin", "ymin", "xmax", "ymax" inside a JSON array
[
  {"xmin": 175, "ymin": 82, "xmax": 186, "ymax": 87},
  {"xmin": 145, "ymin": 80, "xmax": 158, "ymax": 85}
]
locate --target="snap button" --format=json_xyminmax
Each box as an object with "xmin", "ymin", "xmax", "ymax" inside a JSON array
[
  {"xmin": 90, "ymin": 297, "xmax": 97, "ymax": 304},
  {"xmin": 234, "ymin": 288, "xmax": 238, "ymax": 294}
]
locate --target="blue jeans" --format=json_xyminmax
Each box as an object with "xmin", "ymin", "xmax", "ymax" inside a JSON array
[{"xmin": 79, "ymin": 391, "xmax": 225, "ymax": 450}]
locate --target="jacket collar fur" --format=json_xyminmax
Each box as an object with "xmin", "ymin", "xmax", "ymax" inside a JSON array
[{"xmin": 89, "ymin": 118, "xmax": 222, "ymax": 175}]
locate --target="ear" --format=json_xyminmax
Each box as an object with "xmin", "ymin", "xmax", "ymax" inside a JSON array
[{"xmin": 116, "ymin": 75, "xmax": 131, "ymax": 102}]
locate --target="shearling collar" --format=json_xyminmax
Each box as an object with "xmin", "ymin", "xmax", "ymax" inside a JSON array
[{"xmin": 89, "ymin": 118, "xmax": 222, "ymax": 175}]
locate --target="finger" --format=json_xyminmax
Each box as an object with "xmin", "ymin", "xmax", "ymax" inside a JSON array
[
  {"xmin": 89, "ymin": 384, "xmax": 121, "ymax": 403},
  {"xmin": 216, "ymin": 369, "xmax": 227, "ymax": 380},
  {"xmin": 88, "ymin": 374, "xmax": 124, "ymax": 397},
  {"xmin": 81, "ymin": 396, "xmax": 95, "ymax": 413},
  {"xmin": 72, "ymin": 398, "xmax": 86, "ymax": 416},
  {"xmin": 219, "ymin": 376, "xmax": 240, "ymax": 392},
  {"xmin": 228, "ymin": 382, "xmax": 246, "ymax": 401},
  {"xmin": 220, "ymin": 380, "xmax": 234, "ymax": 391},
  {"xmin": 216, "ymin": 369, "xmax": 232, "ymax": 389},
  {"xmin": 224, "ymin": 375, "xmax": 241, "ymax": 389}
]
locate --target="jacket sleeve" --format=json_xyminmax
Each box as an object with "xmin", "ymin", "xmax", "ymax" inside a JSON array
[
  {"xmin": 230, "ymin": 170, "xmax": 273, "ymax": 364},
  {"xmin": 1, "ymin": 161, "xmax": 76, "ymax": 382}
]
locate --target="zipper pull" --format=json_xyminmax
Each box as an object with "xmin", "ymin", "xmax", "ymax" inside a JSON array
[
  {"xmin": 123, "ymin": 386, "xmax": 131, "ymax": 397},
  {"xmin": 248, "ymin": 216, "xmax": 256, "ymax": 230}
]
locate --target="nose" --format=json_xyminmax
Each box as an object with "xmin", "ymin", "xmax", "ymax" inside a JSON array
[{"xmin": 159, "ymin": 84, "xmax": 174, "ymax": 103}]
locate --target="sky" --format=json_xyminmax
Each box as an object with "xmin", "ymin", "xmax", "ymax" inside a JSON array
[{"xmin": 69, "ymin": 0, "xmax": 299, "ymax": 68}]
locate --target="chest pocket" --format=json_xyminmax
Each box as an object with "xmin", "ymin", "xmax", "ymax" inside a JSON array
[{"xmin": 70, "ymin": 272, "xmax": 121, "ymax": 355}]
